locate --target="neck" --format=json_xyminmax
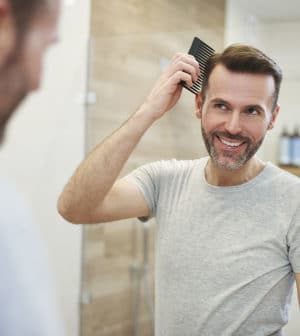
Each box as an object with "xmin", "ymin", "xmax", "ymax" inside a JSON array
[{"xmin": 205, "ymin": 156, "xmax": 266, "ymax": 186}]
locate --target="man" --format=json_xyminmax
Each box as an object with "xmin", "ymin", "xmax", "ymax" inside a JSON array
[
  {"xmin": 0, "ymin": 0, "xmax": 64, "ymax": 335},
  {"xmin": 58, "ymin": 45, "xmax": 300, "ymax": 335},
  {"xmin": 0, "ymin": 0, "xmax": 59, "ymax": 141}
]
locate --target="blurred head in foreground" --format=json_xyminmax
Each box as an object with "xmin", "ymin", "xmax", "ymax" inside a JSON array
[{"xmin": 0, "ymin": 0, "xmax": 60, "ymax": 143}]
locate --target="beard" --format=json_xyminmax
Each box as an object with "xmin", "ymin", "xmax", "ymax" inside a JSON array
[
  {"xmin": 0, "ymin": 51, "xmax": 28, "ymax": 144},
  {"xmin": 0, "ymin": 92, "xmax": 27, "ymax": 144},
  {"xmin": 201, "ymin": 125, "xmax": 264, "ymax": 170}
]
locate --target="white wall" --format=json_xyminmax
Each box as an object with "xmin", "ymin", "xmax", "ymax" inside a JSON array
[
  {"xmin": 225, "ymin": 1, "xmax": 300, "ymax": 164},
  {"xmin": 0, "ymin": 0, "xmax": 90, "ymax": 335},
  {"xmin": 226, "ymin": 1, "xmax": 300, "ymax": 335}
]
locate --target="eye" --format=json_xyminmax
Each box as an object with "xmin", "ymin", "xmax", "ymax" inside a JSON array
[
  {"xmin": 245, "ymin": 107, "xmax": 260, "ymax": 116},
  {"xmin": 214, "ymin": 103, "xmax": 227, "ymax": 111}
]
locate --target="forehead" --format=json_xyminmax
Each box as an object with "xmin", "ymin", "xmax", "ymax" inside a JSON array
[{"xmin": 206, "ymin": 64, "xmax": 275, "ymax": 106}]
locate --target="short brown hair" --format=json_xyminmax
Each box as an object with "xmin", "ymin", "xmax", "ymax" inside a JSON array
[{"xmin": 201, "ymin": 44, "xmax": 282, "ymax": 112}]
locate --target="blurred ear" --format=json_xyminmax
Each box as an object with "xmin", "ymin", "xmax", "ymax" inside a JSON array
[
  {"xmin": 267, "ymin": 104, "xmax": 280, "ymax": 130},
  {"xmin": 0, "ymin": 0, "xmax": 16, "ymax": 67},
  {"xmin": 195, "ymin": 92, "xmax": 203, "ymax": 119}
]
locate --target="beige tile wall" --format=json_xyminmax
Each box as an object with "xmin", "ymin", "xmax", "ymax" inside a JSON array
[{"xmin": 82, "ymin": 1, "xmax": 225, "ymax": 335}]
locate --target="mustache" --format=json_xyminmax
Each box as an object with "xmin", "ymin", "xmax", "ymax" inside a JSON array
[{"xmin": 212, "ymin": 131, "xmax": 251, "ymax": 143}]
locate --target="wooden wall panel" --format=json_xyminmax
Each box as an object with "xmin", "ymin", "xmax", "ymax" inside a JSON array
[{"xmin": 82, "ymin": 1, "xmax": 225, "ymax": 335}]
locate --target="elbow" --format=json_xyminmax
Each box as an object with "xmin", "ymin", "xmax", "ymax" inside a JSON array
[
  {"xmin": 57, "ymin": 196, "xmax": 101, "ymax": 224},
  {"xmin": 57, "ymin": 196, "xmax": 82, "ymax": 225}
]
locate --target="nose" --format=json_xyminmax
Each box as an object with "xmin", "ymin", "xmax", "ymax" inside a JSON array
[{"xmin": 224, "ymin": 111, "xmax": 242, "ymax": 135}]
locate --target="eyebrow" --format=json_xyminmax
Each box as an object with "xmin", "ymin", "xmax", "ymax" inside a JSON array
[
  {"xmin": 245, "ymin": 104, "xmax": 265, "ymax": 113},
  {"xmin": 210, "ymin": 98, "xmax": 232, "ymax": 108},
  {"xmin": 210, "ymin": 98, "xmax": 266, "ymax": 113}
]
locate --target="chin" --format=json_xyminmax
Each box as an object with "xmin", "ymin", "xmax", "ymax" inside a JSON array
[
  {"xmin": 216, "ymin": 160, "xmax": 244, "ymax": 171},
  {"xmin": 30, "ymin": 70, "xmax": 43, "ymax": 91},
  {"xmin": 29, "ymin": 80, "xmax": 41, "ymax": 91},
  {"xmin": 211, "ymin": 153, "xmax": 248, "ymax": 171}
]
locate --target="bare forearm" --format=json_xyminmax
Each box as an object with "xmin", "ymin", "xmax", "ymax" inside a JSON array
[
  {"xmin": 58, "ymin": 53, "xmax": 199, "ymax": 223},
  {"xmin": 57, "ymin": 104, "xmax": 155, "ymax": 221}
]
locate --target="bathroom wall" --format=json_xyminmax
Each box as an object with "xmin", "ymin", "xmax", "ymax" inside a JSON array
[
  {"xmin": 82, "ymin": 1, "xmax": 225, "ymax": 335},
  {"xmin": 0, "ymin": 1, "xmax": 90, "ymax": 335},
  {"xmin": 225, "ymin": 0, "xmax": 300, "ymax": 164},
  {"xmin": 226, "ymin": 1, "xmax": 300, "ymax": 335}
]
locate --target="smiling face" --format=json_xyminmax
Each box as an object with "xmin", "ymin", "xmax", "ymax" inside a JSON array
[{"xmin": 196, "ymin": 64, "xmax": 279, "ymax": 170}]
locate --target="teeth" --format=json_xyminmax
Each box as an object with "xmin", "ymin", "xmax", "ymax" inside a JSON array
[{"xmin": 220, "ymin": 137, "xmax": 242, "ymax": 147}]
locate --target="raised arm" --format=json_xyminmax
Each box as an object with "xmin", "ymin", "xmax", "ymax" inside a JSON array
[{"xmin": 57, "ymin": 53, "xmax": 200, "ymax": 224}]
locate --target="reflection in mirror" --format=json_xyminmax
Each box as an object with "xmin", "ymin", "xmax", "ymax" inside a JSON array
[
  {"xmin": 81, "ymin": 1, "xmax": 224, "ymax": 335},
  {"xmin": 80, "ymin": 1, "xmax": 300, "ymax": 336}
]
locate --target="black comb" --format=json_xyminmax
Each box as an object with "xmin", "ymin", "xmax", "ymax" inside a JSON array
[{"xmin": 181, "ymin": 37, "xmax": 215, "ymax": 95}]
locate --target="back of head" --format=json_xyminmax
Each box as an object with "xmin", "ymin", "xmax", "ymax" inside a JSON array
[{"xmin": 201, "ymin": 44, "xmax": 282, "ymax": 111}]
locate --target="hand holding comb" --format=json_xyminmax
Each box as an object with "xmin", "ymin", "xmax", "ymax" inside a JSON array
[{"xmin": 181, "ymin": 37, "xmax": 215, "ymax": 95}]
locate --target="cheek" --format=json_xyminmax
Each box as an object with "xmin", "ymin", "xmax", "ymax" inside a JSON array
[
  {"xmin": 21, "ymin": 29, "xmax": 50, "ymax": 90},
  {"xmin": 203, "ymin": 113, "xmax": 268, "ymax": 142},
  {"xmin": 201, "ymin": 111, "xmax": 224, "ymax": 133},
  {"xmin": 250, "ymin": 123, "xmax": 268, "ymax": 141},
  {"xmin": 23, "ymin": 45, "xmax": 45, "ymax": 90}
]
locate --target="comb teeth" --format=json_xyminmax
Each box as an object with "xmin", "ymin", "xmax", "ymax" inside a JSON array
[{"xmin": 181, "ymin": 37, "xmax": 215, "ymax": 95}]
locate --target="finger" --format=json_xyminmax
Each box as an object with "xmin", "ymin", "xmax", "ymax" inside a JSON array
[
  {"xmin": 172, "ymin": 60, "xmax": 199, "ymax": 83},
  {"xmin": 186, "ymin": 55, "xmax": 201, "ymax": 76},
  {"xmin": 171, "ymin": 52, "xmax": 185, "ymax": 62},
  {"xmin": 172, "ymin": 53, "xmax": 199, "ymax": 70},
  {"xmin": 181, "ymin": 55, "xmax": 201, "ymax": 77},
  {"xmin": 168, "ymin": 70, "xmax": 194, "ymax": 87},
  {"xmin": 171, "ymin": 53, "xmax": 200, "ymax": 77}
]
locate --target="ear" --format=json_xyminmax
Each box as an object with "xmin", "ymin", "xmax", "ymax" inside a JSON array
[
  {"xmin": 0, "ymin": 0, "xmax": 16, "ymax": 68},
  {"xmin": 195, "ymin": 92, "xmax": 203, "ymax": 119},
  {"xmin": 267, "ymin": 104, "xmax": 280, "ymax": 130}
]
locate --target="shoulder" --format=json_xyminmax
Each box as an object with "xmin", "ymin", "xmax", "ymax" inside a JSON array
[
  {"xmin": 265, "ymin": 163, "xmax": 300, "ymax": 200},
  {"xmin": 127, "ymin": 157, "xmax": 207, "ymax": 188},
  {"xmin": 142, "ymin": 157, "xmax": 207, "ymax": 175},
  {"xmin": 267, "ymin": 163, "xmax": 300, "ymax": 186},
  {"xmin": 146, "ymin": 157, "xmax": 208, "ymax": 188}
]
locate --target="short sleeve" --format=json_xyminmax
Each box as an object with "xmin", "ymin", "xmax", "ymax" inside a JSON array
[
  {"xmin": 287, "ymin": 204, "xmax": 300, "ymax": 273},
  {"xmin": 125, "ymin": 161, "xmax": 163, "ymax": 221}
]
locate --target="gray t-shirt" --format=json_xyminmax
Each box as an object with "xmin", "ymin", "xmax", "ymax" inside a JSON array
[{"xmin": 127, "ymin": 157, "xmax": 300, "ymax": 336}]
